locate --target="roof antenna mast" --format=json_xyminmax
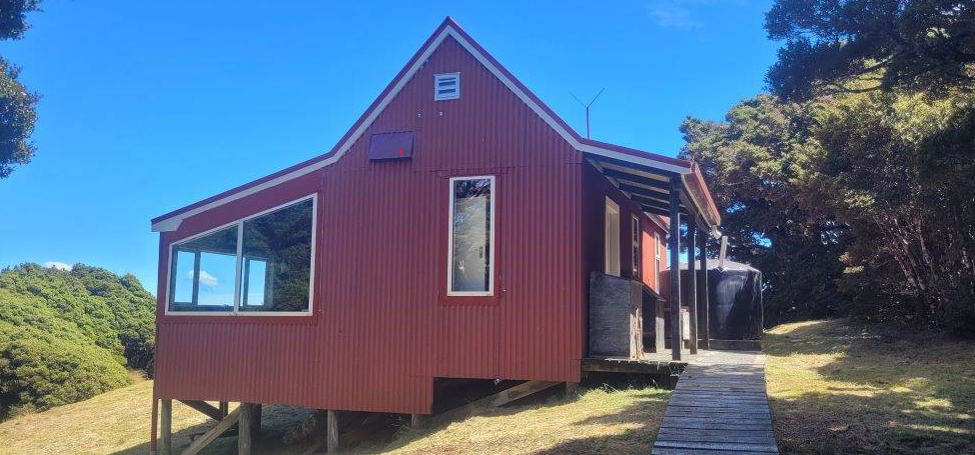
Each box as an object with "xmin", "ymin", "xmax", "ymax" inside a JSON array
[{"xmin": 570, "ymin": 88, "xmax": 605, "ymax": 139}]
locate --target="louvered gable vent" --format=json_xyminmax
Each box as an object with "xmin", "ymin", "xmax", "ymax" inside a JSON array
[{"xmin": 434, "ymin": 72, "xmax": 460, "ymax": 100}]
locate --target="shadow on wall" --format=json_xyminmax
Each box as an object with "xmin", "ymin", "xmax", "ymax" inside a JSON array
[{"xmin": 764, "ymin": 319, "xmax": 975, "ymax": 455}]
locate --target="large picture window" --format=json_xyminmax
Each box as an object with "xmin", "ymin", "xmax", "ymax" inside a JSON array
[
  {"xmin": 448, "ymin": 176, "xmax": 495, "ymax": 296},
  {"xmin": 168, "ymin": 196, "xmax": 315, "ymax": 315}
]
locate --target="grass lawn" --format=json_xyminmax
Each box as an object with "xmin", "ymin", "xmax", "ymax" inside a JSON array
[
  {"xmin": 357, "ymin": 387, "xmax": 670, "ymax": 455},
  {"xmin": 765, "ymin": 319, "xmax": 975, "ymax": 454},
  {"xmin": 0, "ymin": 381, "xmax": 669, "ymax": 454}
]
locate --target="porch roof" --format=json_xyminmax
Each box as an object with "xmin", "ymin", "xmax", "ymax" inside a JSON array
[{"xmin": 584, "ymin": 151, "xmax": 721, "ymax": 236}]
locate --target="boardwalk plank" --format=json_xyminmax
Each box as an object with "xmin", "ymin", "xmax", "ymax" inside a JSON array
[
  {"xmin": 658, "ymin": 427, "xmax": 773, "ymax": 436},
  {"xmin": 653, "ymin": 448, "xmax": 774, "ymax": 455},
  {"xmin": 661, "ymin": 421, "xmax": 772, "ymax": 431},
  {"xmin": 652, "ymin": 350, "xmax": 779, "ymax": 454},
  {"xmin": 657, "ymin": 431, "xmax": 776, "ymax": 444},
  {"xmin": 654, "ymin": 440, "xmax": 779, "ymax": 453}
]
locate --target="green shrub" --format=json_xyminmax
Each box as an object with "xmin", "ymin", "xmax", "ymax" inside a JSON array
[
  {"xmin": 0, "ymin": 263, "xmax": 155, "ymax": 418},
  {"xmin": 0, "ymin": 322, "xmax": 131, "ymax": 419}
]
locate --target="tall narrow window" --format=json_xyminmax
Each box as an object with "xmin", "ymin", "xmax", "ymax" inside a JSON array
[
  {"xmin": 631, "ymin": 215, "xmax": 640, "ymax": 277},
  {"xmin": 168, "ymin": 196, "xmax": 316, "ymax": 315},
  {"xmin": 448, "ymin": 176, "xmax": 495, "ymax": 295},
  {"xmin": 604, "ymin": 198, "xmax": 621, "ymax": 276},
  {"xmin": 654, "ymin": 232, "xmax": 662, "ymax": 290}
]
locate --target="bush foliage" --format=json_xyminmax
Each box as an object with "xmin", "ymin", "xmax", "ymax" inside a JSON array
[
  {"xmin": 0, "ymin": 263, "xmax": 155, "ymax": 419},
  {"xmin": 681, "ymin": 92, "xmax": 975, "ymax": 333}
]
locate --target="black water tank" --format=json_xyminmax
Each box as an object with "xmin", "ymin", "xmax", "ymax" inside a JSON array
[{"xmin": 679, "ymin": 260, "xmax": 764, "ymax": 341}]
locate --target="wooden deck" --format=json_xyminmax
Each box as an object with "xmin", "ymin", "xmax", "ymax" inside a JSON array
[{"xmin": 652, "ymin": 350, "xmax": 779, "ymax": 455}]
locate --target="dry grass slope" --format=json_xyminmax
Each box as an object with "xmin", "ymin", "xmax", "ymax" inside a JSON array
[
  {"xmin": 0, "ymin": 381, "xmax": 669, "ymax": 455},
  {"xmin": 359, "ymin": 387, "xmax": 670, "ymax": 455},
  {"xmin": 765, "ymin": 319, "xmax": 975, "ymax": 455}
]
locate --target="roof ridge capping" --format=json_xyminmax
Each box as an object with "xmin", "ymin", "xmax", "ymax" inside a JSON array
[{"xmin": 151, "ymin": 16, "xmax": 719, "ymax": 232}]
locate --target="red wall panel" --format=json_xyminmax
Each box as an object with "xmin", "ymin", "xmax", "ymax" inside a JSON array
[
  {"xmin": 581, "ymin": 160, "xmax": 669, "ymax": 288},
  {"xmin": 154, "ymin": 36, "xmax": 585, "ymax": 414}
]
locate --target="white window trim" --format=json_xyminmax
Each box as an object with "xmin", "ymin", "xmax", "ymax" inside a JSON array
[
  {"xmin": 631, "ymin": 215, "xmax": 640, "ymax": 277},
  {"xmin": 654, "ymin": 232, "xmax": 662, "ymax": 289},
  {"xmin": 604, "ymin": 197, "xmax": 621, "ymax": 277},
  {"xmin": 164, "ymin": 193, "xmax": 318, "ymax": 316},
  {"xmin": 446, "ymin": 175, "xmax": 496, "ymax": 297},
  {"xmin": 434, "ymin": 72, "xmax": 461, "ymax": 101}
]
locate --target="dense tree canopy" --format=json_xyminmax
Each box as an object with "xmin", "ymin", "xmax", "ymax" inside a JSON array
[
  {"xmin": 0, "ymin": 0, "xmax": 40, "ymax": 178},
  {"xmin": 680, "ymin": 95, "xmax": 847, "ymax": 325},
  {"xmin": 0, "ymin": 263, "xmax": 155, "ymax": 419},
  {"xmin": 0, "ymin": 57, "xmax": 37, "ymax": 178},
  {"xmin": 0, "ymin": 0, "xmax": 41, "ymax": 40},
  {"xmin": 682, "ymin": 90, "xmax": 975, "ymax": 333},
  {"xmin": 766, "ymin": 0, "xmax": 975, "ymax": 100}
]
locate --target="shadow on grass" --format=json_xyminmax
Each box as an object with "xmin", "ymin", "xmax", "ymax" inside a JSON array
[
  {"xmin": 765, "ymin": 319, "xmax": 975, "ymax": 455},
  {"xmin": 112, "ymin": 405, "xmax": 317, "ymax": 455},
  {"xmin": 349, "ymin": 383, "xmax": 669, "ymax": 455}
]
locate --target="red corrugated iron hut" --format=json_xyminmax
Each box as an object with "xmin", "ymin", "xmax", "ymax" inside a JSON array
[{"xmin": 148, "ymin": 17, "xmax": 721, "ymax": 454}]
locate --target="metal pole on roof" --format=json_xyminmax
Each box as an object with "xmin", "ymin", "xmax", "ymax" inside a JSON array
[{"xmin": 570, "ymin": 88, "xmax": 605, "ymax": 139}]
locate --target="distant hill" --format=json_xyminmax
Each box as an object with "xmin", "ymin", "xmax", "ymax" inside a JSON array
[{"xmin": 0, "ymin": 263, "xmax": 155, "ymax": 420}]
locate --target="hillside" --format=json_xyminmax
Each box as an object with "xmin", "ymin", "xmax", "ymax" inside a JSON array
[
  {"xmin": 0, "ymin": 380, "xmax": 670, "ymax": 455},
  {"xmin": 0, "ymin": 263, "xmax": 155, "ymax": 419}
]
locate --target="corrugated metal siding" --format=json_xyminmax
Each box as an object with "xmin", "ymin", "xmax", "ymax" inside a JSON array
[
  {"xmin": 581, "ymin": 159, "xmax": 669, "ymax": 297},
  {"xmin": 154, "ymin": 36, "xmax": 584, "ymax": 415}
]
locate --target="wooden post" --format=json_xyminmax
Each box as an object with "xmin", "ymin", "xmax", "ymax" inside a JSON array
[
  {"xmin": 182, "ymin": 406, "xmax": 242, "ymax": 455},
  {"xmin": 178, "ymin": 400, "xmax": 223, "ymax": 421},
  {"xmin": 239, "ymin": 403, "xmax": 253, "ymax": 455},
  {"xmin": 699, "ymin": 228, "xmax": 711, "ymax": 350},
  {"xmin": 668, "ymin": 176, "xmax": 682, "ymax": 361},
  {"xmin": 326, "ymin": 410, "xmax": 340, "ymax": 453},
  {"xmin": 687, "ymin": 219, "xmax": 699, "ymax": 355},
  {"xmin": 160, "ymin": 399, "xmax": 172, "ymax": 455},
  {"xmin": 159, "ymin": 398, "xmax": 173, "ymax": 455},
  {"xmin": 410, "ymin": 413, "xmax": 427, "ymax": 428},
  {"xmin": 219, "ymin": 401, "xmax": 228, "ymax": 418},
  {"xmin": 252, "ymin": 404, "xmax": 262, "ymax": 437},
  {"xmin": 654, "ymin": 296, "xmax": 665, "ymax": 354},
  {"xmin": 565, "ymin": 382, "xmax": 580, "ymax": 396},
  {"xmin": 150, "ymin": 397, "xmax": 159, "ymax": 455}
]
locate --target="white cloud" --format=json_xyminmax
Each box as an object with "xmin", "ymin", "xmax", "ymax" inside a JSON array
[
  {"xmin": 184, "ymin": 269, "xmax": 219, "ymax": 288},
  {"xmin": 649, "ymin": 2, "xmax": 699, "ymax": 30},
  {"xmin": 648, "ymin": 0, "xmax": 743, "ymax": 31},
  {"xmin": 44, "ymin": 261, "xmax": 72, "ymax": 271},
  {"xmin": 198, "ymin": 270, "xmax": 218, "ymax": 288}
]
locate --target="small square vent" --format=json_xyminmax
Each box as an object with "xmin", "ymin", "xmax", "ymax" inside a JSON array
[{"xmin": 434, "ymin": 72, "xmax": 460, "ymax": 101}]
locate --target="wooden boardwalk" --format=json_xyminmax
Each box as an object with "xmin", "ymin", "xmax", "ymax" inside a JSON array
[{"xmin": 652, "ymin": 350, "xmax": 779, "ymax": 455}]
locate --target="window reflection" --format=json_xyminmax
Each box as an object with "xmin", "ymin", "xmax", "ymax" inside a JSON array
[
  {"xmin": 240, "ymin": 199, "xmax": 313, "ymax": 312},
  {"xmin": 169, "ymin": 226, "xmax": 238, "ymax": 312},
  {"xmin": 450, "ymin": 178, "xmax": 493, "ymax": 294},
  {"xmin": 167, "ymin": 197, "xmax": 314, "ymax": 314}
]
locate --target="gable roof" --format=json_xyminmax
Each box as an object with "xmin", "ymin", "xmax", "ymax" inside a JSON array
[{"xmin": 152, "ymin": 17, "xmax": 720, "ymax": 233}]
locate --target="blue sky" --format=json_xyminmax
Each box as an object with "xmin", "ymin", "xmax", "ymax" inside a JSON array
[{"xmin": 0, "ymin": 1, "xmax": 778, "ymax": 295}]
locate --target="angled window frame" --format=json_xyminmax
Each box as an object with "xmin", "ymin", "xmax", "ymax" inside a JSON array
[{"xmin": 164, "ymin": 193, "xmax": 318, "ymax": 317}]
